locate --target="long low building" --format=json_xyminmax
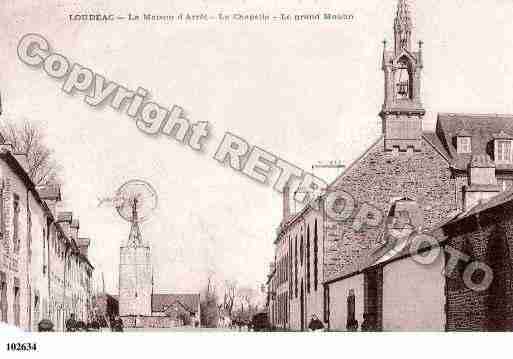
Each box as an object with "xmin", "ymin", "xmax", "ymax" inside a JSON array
[{"xmin": 0, "ymin": 138, "xmax": 94, "ymax": 331}]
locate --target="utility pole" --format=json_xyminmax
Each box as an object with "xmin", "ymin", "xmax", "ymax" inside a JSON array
[{"xmin": 101, "ymin": 272, "xmax": 105, "ymax": 294}]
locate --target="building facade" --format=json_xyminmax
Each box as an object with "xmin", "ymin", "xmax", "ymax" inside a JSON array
[
  {"xmin": 0, "ymin": 137, "xmax": 94, "ymax": 331},
  {"xmin": 267, "ymin": 0, "xmax": 513, "ymax": 331}
]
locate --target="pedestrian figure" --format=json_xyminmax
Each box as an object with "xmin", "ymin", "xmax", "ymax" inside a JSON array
[
  {"xmin": 111, "ymin": 315, "xmax": 124, "ymax": 332},
  {"xmin": 346, "ymin": 289, "xmax": 358, "ymax": 332},
  {"xmin": 308, "ymin": 314, "xmax": 325, "ymax": 332},
  {"xmin": 88, "ymin": 320, "xmax": 100, "ymax": 331},
  {"xmin": 76, "ymin": 321, "xmax": 86, "ymax": 331},
  {"xmin": 65, "ymin": 313, "xmax": 77, "ymax": 332},
  {"xmin": 38, "ymin": 319, "xmax": 54, "ymax": 332}
]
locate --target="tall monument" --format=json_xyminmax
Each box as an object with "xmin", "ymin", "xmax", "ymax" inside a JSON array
[{"xmin": 116, "ymin": 180, "xmax": 158, "ymax": 317}]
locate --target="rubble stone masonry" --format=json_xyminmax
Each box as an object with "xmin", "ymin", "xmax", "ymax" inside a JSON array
[
  {"xmin": 444, "ymin": 201, "xmax": 513, "ymax": 331},
  {"xmin": 325, "ymin": 137, "xmax": 458, "ymax": 280}
]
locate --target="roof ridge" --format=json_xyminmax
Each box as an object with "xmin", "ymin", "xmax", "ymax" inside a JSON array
[{"xmin": 439, "ymin": 112, "xmax": 513, "ymax": 119}]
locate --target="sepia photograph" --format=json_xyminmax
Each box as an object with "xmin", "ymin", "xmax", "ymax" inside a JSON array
[{"xmin": 1, "ymin": 0, "xmax": 513, "ymax": 357}]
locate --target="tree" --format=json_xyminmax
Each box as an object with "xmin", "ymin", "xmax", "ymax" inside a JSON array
[
  {"xmin": 0, "ymin": 118, "xmax": 62, "ymax": 185},
  {"xmin": 233, "ymin": 286, "xmax": 260, "ymax": 325},
  {"xmin": 200, "ymin": 273, "xmax": 219, "ymax": 328},
  {"xmin": 221, "ymin": 280, "xmax": 237, "ymax": 319}
]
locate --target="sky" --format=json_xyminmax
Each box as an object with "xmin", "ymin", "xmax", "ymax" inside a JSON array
[{"xmin": 1, "ymin": 0, "xmax": 513, "ymax": 296}]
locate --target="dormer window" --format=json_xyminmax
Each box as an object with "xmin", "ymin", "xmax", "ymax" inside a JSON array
[
  {"xmin": 457, "ymin": 136, "xmax": 472, "ymax": 154},
  {"xmin": 496, "ymin": 140, "xmax": 512, "ymax": 163},
  {"xmin": 493, "ymin": 131, "xmax": 513, "ymax": 164}
]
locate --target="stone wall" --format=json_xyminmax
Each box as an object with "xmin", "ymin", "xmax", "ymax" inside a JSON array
[
  {"xmin": 119, "ymin": 246, "xmax": 152, "ymax": 316},
  {"xmin": 444, "ymin": 201, "xmax": 513, "ymax": 331},
  {"xmin": 121, "ymin": 315, "xmax": 178, "ymax": 328},
  {"xmin": 325, "ymin": 137, "xmax": 457, "ymax": 280}
]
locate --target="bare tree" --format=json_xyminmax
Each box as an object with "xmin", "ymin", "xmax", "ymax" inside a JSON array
[
  {"xmin": 239, "ymin": 286, "xmax": 261, "ymax": 320},
  {"xmin": 0, "ymin": 118, "xmax": 62, "ymax": 185},
  {"xmin": 200, "ymin": 272, "xmax": 219, "ymax": 328},
  {"xmin": 221, "ymin": 280, "xmax": 237, "ymax": 318}
]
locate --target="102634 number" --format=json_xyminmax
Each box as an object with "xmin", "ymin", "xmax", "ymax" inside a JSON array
[{"xmin": 6, "ymin": 342, "xmax": 37, "ymax": 351}]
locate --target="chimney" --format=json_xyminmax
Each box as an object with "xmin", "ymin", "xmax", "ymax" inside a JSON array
[
  {"xmin": 463, "ymin": 155, "xmax": 501, "ymax": 210},
  {"xmin": 282, "ymin": 180, "xmax": 291, "ymax": 222},
  {"xmin": 77, "ymin": 237, "xmax": 91, "ymax": 258}
]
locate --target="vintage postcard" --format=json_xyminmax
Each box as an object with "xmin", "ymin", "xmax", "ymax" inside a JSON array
[{"xmin": 1, "ymin": 0, "xmax": 513, "ymax": 357}]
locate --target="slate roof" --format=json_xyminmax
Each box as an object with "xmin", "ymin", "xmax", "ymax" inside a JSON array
[
  {"xmin": 435, "ymin": 113, "xmax": 513, "ymax": 170},
  {"xmin": 422, "ymin": 131, "xmax": 451, "ymax": 160},
  {"xmin": 151, "ymin": 293, "xmax": 200, "ymax": 314}
]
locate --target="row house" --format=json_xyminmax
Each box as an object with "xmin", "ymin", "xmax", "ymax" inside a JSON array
[
  {"xmin": 267, "ymin": 0, "xmax": 513, "ymax": 331},
  {"xmin": 268, "ymin": 182, "xmax": 324, "ymax": 330},
  {"xmin": 0, "ymin": 138, "xmax": 94, "ymax": 331}
]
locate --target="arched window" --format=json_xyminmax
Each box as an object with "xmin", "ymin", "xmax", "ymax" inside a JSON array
[
  {"xmin": 395, "ymin": 57, "xmax": 412, "ymax": 100},
  {"xmin": 289, "ymin": 237, "xmax": 293, "ymax": 299},
  {"xmin": 300, "ymin": 235, "xmax": 304, "ymax": 266},
  {"xmin": 307, "ymin": 225, "xmax": 311, "ymax": 293},
  {"xmin": 314, "ymin": 220, "xmax": 319, "ymax": 291},
  {"xmin": 294, "ymin": 236, "xmax": 298, "ymax": 298}
]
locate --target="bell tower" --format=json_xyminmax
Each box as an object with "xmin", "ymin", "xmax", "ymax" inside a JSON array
[{"xmin": 380, "ymin": 0, "xmax": 425, "ymax": 152}]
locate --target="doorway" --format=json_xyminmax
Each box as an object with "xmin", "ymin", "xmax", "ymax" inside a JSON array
[{"xmin": 300, "ymin": 280, "xmax": 305, "ymax": 331}]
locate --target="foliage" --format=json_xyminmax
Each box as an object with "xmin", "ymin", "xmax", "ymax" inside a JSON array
[
  {"xmin": 0, "ymin": 118, "xmax": 62, "ymax": 185},
  {"xmin": 200, "ymin": 274, "xmax": 219, "ymax": 328}
]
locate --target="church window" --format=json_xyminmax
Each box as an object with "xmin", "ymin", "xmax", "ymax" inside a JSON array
[
  {"xmin": 295, "ymin": 236, "xmax": 298, "ymax": 298},
  {"xmin": 314, "ymin": 220, "xmax": 319, "ymax": 291},
  {"xmin": 323, "ymin": 285, "xmax": 330, "ymax": 323},
  {"xmin": 300, "ymin": 235, "xmax": 304, "ymax": 266},
  {"xmin": 306, "ymin": 225, "xmax": 311, "ymax": 294},
  {"xmin": 289, "ymin": 237, "xmax": 293, "ymax": 299}
]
